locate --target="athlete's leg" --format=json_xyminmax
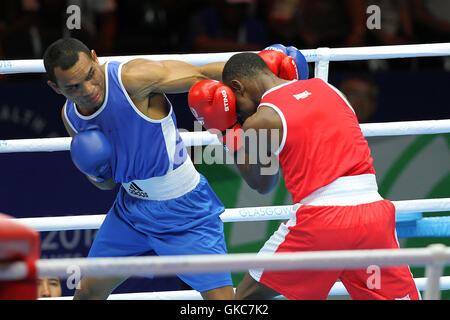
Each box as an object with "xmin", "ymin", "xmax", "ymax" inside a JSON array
[
  {"xmin": 155, "ymin": 215, "xmax": 234, "ymax": 299},
  {"xmin": 74, "ymin": 276, "xmax": 127, "ymax": 300},
  {"xmin": 341, "ymin": 200, "xmax": 420, "ymax": 300},
  {"xmin": 74, "ymin": 190, "xmax": 154, "ymax": 300},
  {"xmin": 235, "ymin": 272, "xmax": 280, "ymax": 300},
  {"xmin": 240, "ymin": 205, "xmax": 343, "ymax": 300},
  {"xmin": 201, "ymin": 285, "xmax": 235, "ymax": 300},
  {"xmin": 151, "ymin": 176, "xmax": 234, "ymax": 299},
  {"xmin": 340, "ymin": 266, "xmax": 420, "ymax": 300}
]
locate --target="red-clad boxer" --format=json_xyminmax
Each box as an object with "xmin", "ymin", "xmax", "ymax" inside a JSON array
[{"xmin": 188, "ymin": 52, "xmax": 420, "ymax": 300}]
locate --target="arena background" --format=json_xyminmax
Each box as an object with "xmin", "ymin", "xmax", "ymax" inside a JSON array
[{"xmin": 0, "ymin": 0, "xmax": 449, "ymax": 299}]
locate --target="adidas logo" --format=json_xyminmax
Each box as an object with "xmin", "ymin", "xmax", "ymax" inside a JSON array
[
  {"xmin": 128, "ymin": 182, "xmax": 149, "ymax": 198},
  {"xmin": 293, "ymin": 90, "xmax": 312, "ymax": 100}
]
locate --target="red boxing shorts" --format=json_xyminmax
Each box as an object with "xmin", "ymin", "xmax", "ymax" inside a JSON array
[{"xmin": 249, "ymin": 176, "xmax": 421, "ymax": 300}]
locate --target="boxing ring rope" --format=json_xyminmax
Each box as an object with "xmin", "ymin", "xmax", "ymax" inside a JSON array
[
  {"xmin": 11, "ymin": 198, "xmax": 450, "ymax": 232},
  {"xmin": 1, "ymin": 119, "xmax": 450, "ymax": 153},
  {"xmin": 1, "ymin": 43, "xmax": 450, "ymax": 300},
  {"xmin": 1, "ymin": 244, "xmax": 449, "ymax": 299},
  {"xmin": 1, "ymin": 42, "xmax": 449, "ymax": 74}
]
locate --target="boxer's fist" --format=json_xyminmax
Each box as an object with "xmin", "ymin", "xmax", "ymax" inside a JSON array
[
  {"xmin": 258, "ymin": 44, "xmax": 309, "ymax": 80},
  {"xmin": 0, "ymin": 213, "xmax": 40, "ymax": 300},
  {"xmin": 188, "ymin": 80, "xmax": 242, "ymax": 153},
  {"xmin": 70, "ymin": 129, "xmax": 112, "ymax": 182}
]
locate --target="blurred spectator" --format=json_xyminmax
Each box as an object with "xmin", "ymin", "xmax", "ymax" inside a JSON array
[
  {"xmin": 364, "ymin": 0, "xmax": 416, "ymax": 71},
  {"xmin": 65, "ymin": 0, "xmax": 118, "ymax": 56},
  {"xmin": 365, "ymin": 0, "xmax": 415, "ymax": 46},
  {"xmin": 187, "ymin": 0, "xmax": 267, "ymax": 53},
  {"xmin": 0, "ymin": 2, "xmax": 7, "ymax": 58},
  {"xmin": 1, "ymin": 0, "xmax": 65, "ymax": 59},
  {"xmin": 412, "ymin": 0, "xmax": 450, "ymax": 70},
  {"xmin": 264, "ymin": 0, "xmax": 300, "ymax": 45},
  {"xmin": 0, "ymin": 2, "xmax": 7, "ymax": 80},
  {"xmin": 338, "ymin": 75, "xmax": 379, "ymax": 123},
  {"xmin": 412, "ymin": 0, "xmax": 450, "ymax": 43},
  {"xmin": 1, "ymin": 0, "xmax": 117, "ymax": 59},
  {"xmin": 267, "ymin": 0, "xmax": 367, "ymax": 49},
  {"xmin": 0, "ymin": 0, "xmax": 66, "ymax": 81},
  {"xmin": 38, "ymin": 276, "xmax": 62, "ymax": 298},
  {"xmin": 115, "ymin": 0, "xmax": 184, "ymax": 54}
]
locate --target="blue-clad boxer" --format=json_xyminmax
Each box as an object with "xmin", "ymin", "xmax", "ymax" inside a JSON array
[{"xmin": 43, "ymin": 37, "xmax": 234, "ymax": 300}]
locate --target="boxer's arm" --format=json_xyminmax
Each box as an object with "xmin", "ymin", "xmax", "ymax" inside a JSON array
[
  {"xmin": 188, "ymin": 80, "xmax": 280, "ymax": 193},
  {"xmin": 234, "ymin": 107, "xmax": 282, "ymax": 194},
  {"xmin": 121, "ymin": 58, "xmax": 225, "ymax": 98},
  {"xmin": 61, "ymin": 105, "xmax": 116, "ymax": 190}
]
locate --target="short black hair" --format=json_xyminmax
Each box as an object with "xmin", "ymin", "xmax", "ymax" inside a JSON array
[
  {"xmin": 43, "ymin": 38, "xmax": 92, "ymax": 83},
  {"xmin": 222, "ymin": 52, "xmax": 272, "ymax": 83}
]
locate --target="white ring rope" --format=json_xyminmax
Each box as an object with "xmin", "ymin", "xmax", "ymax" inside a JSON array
[
  {"xmin": 360, "ymin": 119, "xmax": 450, "ymax": 137},
  {"xmin": 13, "ymin": 198, "xmax": 450, "ymax": 232},
  {"xmin": 2, "ymin": 245, "xmax": 449, "ymax": 299},
  {"xmin": 1, "ymin": 119, "xmax": 450, "ymax": 153},
  {"xmin": 1, "ymin": 43, "xmax": 449, "ymax": 74},
  {"xmin": 32, "ymin": 244, "xmax": 450, "ymax": 300},
  {"xmin": 39, "ymin": 276, "xmax": 450, "ymax": 300},
  {"xmin": 0, "ymin": 243, "xmax": 436, "ymax": 299},
  {"xmin": 26, "ymin": 244, "xmax": 449, "ymax": 279}
]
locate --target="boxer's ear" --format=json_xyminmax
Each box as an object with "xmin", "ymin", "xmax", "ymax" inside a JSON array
[
  {"xmin": 47, "ymin": 80, "xmax": 62, "ymax": 94},
  {"xmin": 229, "ymin": 80, "xmax": 243, "ymax": 93},
  {"xmin": 90, "ymin": 50, "xmax": 99, "ymax": 64}
]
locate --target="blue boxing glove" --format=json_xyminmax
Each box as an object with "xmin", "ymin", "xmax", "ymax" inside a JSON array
[
  {"xmin": 70, "ymin": 129, "xmax": 112, "ymax": 182},
  {"xmin": 259, "ymin": 44, "xmax": 309, "ymax": 80},
  {"xmin": 285, "ymin": 45, "xmax": 309, "ymax": 80}
]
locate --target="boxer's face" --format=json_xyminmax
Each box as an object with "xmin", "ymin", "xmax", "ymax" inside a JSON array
[
  {"xmin": 226, "ymin": 78, "xmax": 259, "ymax": 125},
  {"xmin": 49, "ymin": 51, "xmax": 106, "ymax": 111}
]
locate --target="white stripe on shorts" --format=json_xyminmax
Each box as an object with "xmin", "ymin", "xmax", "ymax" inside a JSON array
[{"xmin": 249, "ymin": 203, "xmax": 299, "ymax": 282}]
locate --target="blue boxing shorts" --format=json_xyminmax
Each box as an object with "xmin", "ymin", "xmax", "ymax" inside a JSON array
[{"xmin": 88, "ymin": 174, "xmax": 232, "ymax": 292}]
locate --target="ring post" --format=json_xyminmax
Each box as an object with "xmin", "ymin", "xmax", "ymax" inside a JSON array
[
  {"xmin": 314, "ymin": 47, "xmax": 331, "ymax": 82},
  {"xmin": 424, "ymin": 244, "xmax": 447, "ymax": 300}
]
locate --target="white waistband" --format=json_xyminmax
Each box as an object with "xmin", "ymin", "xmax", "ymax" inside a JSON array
[
  {"xmin": 122, "ymin": 157, "xmax": 200, "ymax": 201},
  {"xmin": 298, "ymin": 174, "xmax": 383, "ymax": 206}
]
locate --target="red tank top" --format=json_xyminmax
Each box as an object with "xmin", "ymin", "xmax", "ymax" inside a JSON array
[{"xmin": 259, "ymin": 78, "xmax": 375, "ymax": 203}]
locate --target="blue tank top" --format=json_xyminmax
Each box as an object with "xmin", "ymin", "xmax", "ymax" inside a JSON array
[{"xmin": 64, "ymin": 61, "xmax": 188, "ymax": 184}]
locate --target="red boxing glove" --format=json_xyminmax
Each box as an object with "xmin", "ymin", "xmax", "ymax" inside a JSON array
[
  {"xmin": 258, "ymin": 45, "xmax": 299, "ymax": 80},
  {"xmin": 0, "ymin": 213, "xmax": 40, "ymax": 300},
  {"xmin": 188, "ymin": 80, "xmax": 242, "ymax": 153}
]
